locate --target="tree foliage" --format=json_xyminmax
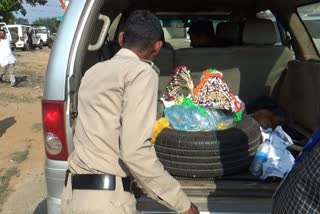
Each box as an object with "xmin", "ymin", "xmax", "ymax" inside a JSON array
[
  {"xmin": 0, "ymin": 0, "xmax": 47, "ymax": 23},
  {"xmin": 33, "ymin": 17, "xmax": 60, "ymax": 32}
]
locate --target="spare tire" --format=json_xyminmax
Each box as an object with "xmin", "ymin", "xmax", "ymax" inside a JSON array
[{"xmin": 154, "ymin": 116, "xmax": 261, "ymax": 178}]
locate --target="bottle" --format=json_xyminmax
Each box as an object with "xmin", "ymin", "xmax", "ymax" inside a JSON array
[{"xmin": 249, "ymin": 139, "xmax": 270, "ymax": 177}]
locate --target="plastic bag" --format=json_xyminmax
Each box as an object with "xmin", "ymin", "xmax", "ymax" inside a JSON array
[
  {"xmin": 164, "ymin": 105, "xmax": 232, "ymax": 131},
  {"xmin": 206, "ymin": 108, "xmax": 234, "ymax": 130}
]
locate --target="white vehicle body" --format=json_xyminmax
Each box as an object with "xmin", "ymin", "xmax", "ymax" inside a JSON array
[
  {"xmin": 7, "ymin": 24, "xmax": 29, "ymax": 49},
  {"xmin": 34, "ymin": 26, "xmax": 50, "ymax": 45},
  {"xmin": 7, "ymin": 24, "xmax": 42, "ymax": 50}
]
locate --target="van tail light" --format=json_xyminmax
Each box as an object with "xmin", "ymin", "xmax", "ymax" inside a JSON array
[
  {"xmin": 42, "ymin": 100, "xmax": 68, "ymax": 160},
  {"xmin": 20, "ymin": 36, "xmax": 25, "ymax": 42}
]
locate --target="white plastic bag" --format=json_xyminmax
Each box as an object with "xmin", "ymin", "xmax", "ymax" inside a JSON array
[{"xmin": 260, "ymin": 126, "xmax": 295, "ymax": 180}]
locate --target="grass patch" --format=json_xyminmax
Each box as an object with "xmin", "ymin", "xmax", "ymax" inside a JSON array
[
  {"xmin": 0, "ymin": 146, "xmax": 31, "ymax": 209},
  {"xmin": 0, "ymin": 92, "xmax": 35, "ymax": 103},
  {"xmin": 10, "ymin": 145, "xmax": 31, "ymax": 164},
  {"xmin": 32, "ymin": 123, "xmax": 43, "ymax": 132},
  {"xmin": 0, "ymin": 167, "xmax": 19, "ymax": 210}
]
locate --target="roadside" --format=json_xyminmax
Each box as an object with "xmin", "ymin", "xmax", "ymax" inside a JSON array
[{"xmin": 0, "ymin": 48, "xmax": 50, "ymax": 213}]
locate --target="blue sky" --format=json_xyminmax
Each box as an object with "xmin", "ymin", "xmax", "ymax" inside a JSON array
[{"xmin": 17, "ymin": 0, "xmax": 65, "ymax": 23}]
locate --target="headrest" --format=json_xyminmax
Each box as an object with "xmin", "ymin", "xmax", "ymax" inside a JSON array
[
  {"xmin": 243, "ymin": 19, "xmax": 277, "ymax": 45},
  {"xmin": 216, "ymin": 22, "xmax": 241, "ymax": 45},
  {"xmin": 188, "ymin": 20, "xmax": 215, "ymax": 37}
]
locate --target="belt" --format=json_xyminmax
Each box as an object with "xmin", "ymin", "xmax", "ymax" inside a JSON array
[{"xmin": 65, "ymin": 170, "xmax": 132, "ymax": 192}]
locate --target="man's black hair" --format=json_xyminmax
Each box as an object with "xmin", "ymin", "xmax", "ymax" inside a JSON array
[
  {"xmin": 188, "ymin": 20, "xmax": 215, "ymax": 37},
  {"xmin": 122, "ymin": 10, "xmax": 162, "ymax": 50}
]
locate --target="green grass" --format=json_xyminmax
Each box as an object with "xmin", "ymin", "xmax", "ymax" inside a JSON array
[
  {"xmin": 0, "ymin": 146, "xmax": 31, "ymax": 210},
  {"xmin": 32, "ymin": 123, "xmax": 43, "ymax": 132},
  {"xmin": 10, "ymin": 146, "xmax": 31, "ymax": 164},
  {"xmin": 0, "ymin": 167, "xmax": 19, "ymax": 210},
  {"xmin": 0, "ymin": 92, "xmax": 35, "ymax": 103}
]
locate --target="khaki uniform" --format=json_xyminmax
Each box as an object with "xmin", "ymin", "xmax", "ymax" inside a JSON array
[{"xmin": 62, "ymin": 48, "xmax": 191, "ymax": 213}]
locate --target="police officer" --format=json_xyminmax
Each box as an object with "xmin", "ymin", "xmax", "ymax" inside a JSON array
[{"xmin": 62, "ymin": 10, "xmax": 199, "ymax": 214}]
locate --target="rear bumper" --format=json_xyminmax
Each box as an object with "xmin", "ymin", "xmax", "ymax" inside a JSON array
[
  {"xmin": 45, "ymin": 158, "xmax": 68, "ymax": 214},
  {"xmin": 47, "ymin": 195, "xmax": 62, "ymax": 214},
  {"xmin": 137, "ymin": 195, "xmax": 272, "ymax": 213},
  {"xmin": 15, "ymin": 41, "xmax": 25, "ymax": 48}
]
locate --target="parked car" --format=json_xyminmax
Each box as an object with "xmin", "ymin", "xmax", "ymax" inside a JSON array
[
  {"xmin": 7, "ymin": 25, "xmax": 42, "ymax": 51},
  {"xmin": 42, "ymin": 0, "xmax": 320, "ymax": 213},
  {"xmin": 34, "ymin": 26, "xmax": 54, "ymax": 48},
  {"xmin": 30, "ymin": 27, "xmax": 44, "ymax": 50}
]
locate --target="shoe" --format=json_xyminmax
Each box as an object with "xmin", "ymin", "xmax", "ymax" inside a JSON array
[{"xmin": 10, "ymin": 83, "xmax": 17, "ymax": 88}]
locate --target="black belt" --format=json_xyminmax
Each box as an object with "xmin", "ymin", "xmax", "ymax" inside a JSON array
[{"xmin": 65, "ymin": 170, "xmax": 132, "ymax": 192}]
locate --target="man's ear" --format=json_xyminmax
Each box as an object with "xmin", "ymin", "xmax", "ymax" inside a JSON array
[
  {"xmin": 148, "ymin": 41, "xmax": 163, "ymax": 61},
  {"xmin": 118, "ymin": 32, "xmax": 124, "ymax": 47},
  {"xmin": 153, "ymin": 40, "xmax": 163, "ymax": 55}
]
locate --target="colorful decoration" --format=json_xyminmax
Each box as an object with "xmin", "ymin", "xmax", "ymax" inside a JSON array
[
  {"xmin": 165, "ymin": 66, "xmax": 194, "ymax": 100},
  {"xmin": 162, "ymin": 66, "xmax": 244, "ymax": 131},
  {"xmin": 180, "ymin": 97, "xmax": 208, "ymax": 116},
  {"xmin": 192, "ymin": 68, "xmax": 242, "ymax": 112},
  {"xmin": 151, "ymin": 118, "xmax": 171, "ymax": 144},
  {"xmin": 234, "ymin": 110, "xmax": 244, "ymax": 122}
]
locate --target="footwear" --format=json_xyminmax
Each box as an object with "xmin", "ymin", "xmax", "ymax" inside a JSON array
[{"xmin": 10, "ymin": 83, "xmax": 17, "ymax": 88}]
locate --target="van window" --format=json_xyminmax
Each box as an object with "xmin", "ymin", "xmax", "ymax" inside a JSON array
[
  {"xmin": 298, "ymin": 2, "xmax": 320, "ymax": 52},
  {"xmin": 35, "ymin": 28, "xmax": 48, "ymax": 34},
  {"xmin": 8, "ymin": 27, "xmax": 18, "ymax": 34}
]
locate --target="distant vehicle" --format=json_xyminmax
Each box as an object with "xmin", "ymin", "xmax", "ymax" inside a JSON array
[
  {"xmin": 7, "ymin": 25, "xmax": 43, "ymax": 50},
  {"xmin": 0, "ymin": 22, "xmax": 15, "ymax": 49},
  {"xmin": 34, "ymin": 26, "xmax": 54, "ymax": 48}
]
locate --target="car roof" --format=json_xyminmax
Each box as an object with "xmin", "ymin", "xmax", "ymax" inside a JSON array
[
  {"xmin": 34, "ymin": 26, "xmax": 47, "ymax": 29},
  {"xmin": 7, "ymin": 24, "xmax": 30, "ymax": 27},
  {"xmin": 114, "ymin": 0, "xmax": 320, "ymax": 13}
]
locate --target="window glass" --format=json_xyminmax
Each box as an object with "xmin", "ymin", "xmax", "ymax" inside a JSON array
[
  {"xmin": 298, "ymin": 2, "xmax": 320, "ymax": 52},
  {"xmin": 161, "ymin": 19, "xmax": 226, "ymax": 49},
  {"xmin": 35, "ymin": 29, "xmax": 48, "ymax": 34}
]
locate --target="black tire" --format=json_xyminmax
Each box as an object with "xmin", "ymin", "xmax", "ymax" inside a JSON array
[
  {"xmin": 154, "ymin": 116, "xmax": 261, "ymax": 178},
  {"xmin": 39, "ymin": 41, "xmax": 44, "ymax": 49}
]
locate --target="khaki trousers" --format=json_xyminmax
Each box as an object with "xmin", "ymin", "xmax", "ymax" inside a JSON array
[
  {"xmin": 0, "ymin": 64, "xmax": 16, "ymax": 86},
  {"xmin": 62, "ymin": 175, "xmax": 137, "ymax": 214}
]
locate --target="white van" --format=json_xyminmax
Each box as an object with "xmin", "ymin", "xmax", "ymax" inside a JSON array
[
  {"xmin": 7, "ymin": 25, "xmax": 42, "ymax": 50},
  {"xmin": 7, "ymin": 25, "xmax": 29, "ymax": 50}
]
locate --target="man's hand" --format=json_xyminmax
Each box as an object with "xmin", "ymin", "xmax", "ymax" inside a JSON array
[{"xmin": 182, "ymin": 203, "xmax": 200, "ymax": 214}]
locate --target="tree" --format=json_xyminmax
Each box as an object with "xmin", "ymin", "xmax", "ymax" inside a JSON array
[
  {"xmin": 0, "ymin": 0, "xmax": 47, "ymax": 23},
  {"xmin": 33, "ymin": 17, "xmax": 60, "ymax": 32}
]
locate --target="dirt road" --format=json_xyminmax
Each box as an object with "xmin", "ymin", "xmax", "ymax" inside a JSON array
[{"xmin": 0, "ymin": 48, "xmax": 50, "ymax": 214}]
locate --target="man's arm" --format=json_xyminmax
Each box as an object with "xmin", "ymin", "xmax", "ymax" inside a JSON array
[{"xmin": 120, "ymin": 68, "xmax": 192, "ymax": 213}]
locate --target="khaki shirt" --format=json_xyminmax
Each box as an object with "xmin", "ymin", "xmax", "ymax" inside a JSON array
[{"xmin": 69, "ymin": 48, "xmax": 191, "ymax": 213}]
